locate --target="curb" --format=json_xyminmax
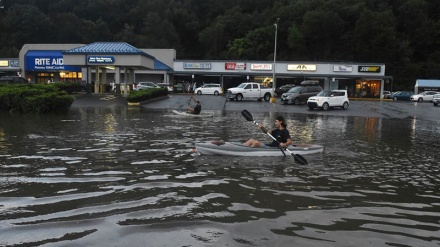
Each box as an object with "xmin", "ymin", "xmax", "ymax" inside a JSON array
[{"xmin": 127, "ymin": 95, "xmax": 170, "ymax": 106}]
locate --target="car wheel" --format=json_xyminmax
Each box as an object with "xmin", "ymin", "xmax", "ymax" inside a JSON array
[
  {"xmin": 418, "ymin": 98, "xmax": 423, "ymax": 102},
  {"xmin": 197, "ymin": 91, "xmax": 202, "ymax": 95},
  {"xmin": 236, "ymin": 94, "xmax": 243, "ymax": 101},
  {"xmin": 214, "ymin": 91, "xmax": 219, "ymax": 96},
  {"xmin": 393, "ymin": 97, "xmax": 398, "ymax": 101},
  {"xmin": 342, "ymin": 102, "xmax": 349, "ymax": 110},
  {"xmin": 293, "ymin": 97, "xmax": 300, "ymax": 105},
  {"xmin": 322, "ymin": 102, "xmax": 330, "ymax": 111},
  {"xmin": 434, "ymin": 102, "xmax": 438, "ymax": 106},
  {"xmin": 264, "ymin": 93, "xmax": 271, "ymax": 101}
]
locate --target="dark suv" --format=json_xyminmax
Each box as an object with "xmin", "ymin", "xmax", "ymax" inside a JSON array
[{"xmin": 281, "ymin": 81, "xmax": 323, "ymax": 105}]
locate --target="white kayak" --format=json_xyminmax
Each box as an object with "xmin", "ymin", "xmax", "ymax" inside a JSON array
[
  {"xmin": 172, "ymin": 110, "xmax": 213, "ymax": 118},
  {"xmin": 195, "ymin": 141, "xmax": 324, "ymax": 156}
]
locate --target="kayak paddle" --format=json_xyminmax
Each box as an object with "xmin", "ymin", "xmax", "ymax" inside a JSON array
[{"xmin": 241, "ymin": 109, "xmax": 308, "ymax": 165}]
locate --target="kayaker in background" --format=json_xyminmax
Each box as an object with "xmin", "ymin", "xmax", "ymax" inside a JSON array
[
  {"xmin": 187, "ymin": 96, "xmax": 201, "ymax": 115},
  {"xmin": 244, "ymin": 116, "xmax": 292, "ymax": 148}
]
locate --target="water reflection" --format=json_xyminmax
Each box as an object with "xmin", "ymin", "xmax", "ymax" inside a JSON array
[{"xmin": 0, "ymin": 109, "xmax": 439, "ymax": 246}]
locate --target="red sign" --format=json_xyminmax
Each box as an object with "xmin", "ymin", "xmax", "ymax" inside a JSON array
[{"xmin": 225, "ymin": 62, "xmax": 246, "ymax": 70}]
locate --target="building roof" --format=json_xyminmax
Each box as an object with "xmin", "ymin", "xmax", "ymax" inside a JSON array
[
  {"xmin": 63, "ymin": 42, "xmax": 154, "ymax": 58},
  {"xmin": 154, "ymin": 59, "xmax": 173, "ymax": 71},
  {"xmin": 415, "ymin": 79, "xmax": 440, "ymax": 87}
]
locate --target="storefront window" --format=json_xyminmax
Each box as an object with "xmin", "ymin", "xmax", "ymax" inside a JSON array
[
  {"xmin": 355, "ymin": 80, "xmax": 381, "ymax": 98},
  {"xmin": 60, "ymin": 72, "xmax": 82, "ymax": 82},
  {"xmin": 36, "ymin": 73, "xmax": 54, "ymax": 84}
]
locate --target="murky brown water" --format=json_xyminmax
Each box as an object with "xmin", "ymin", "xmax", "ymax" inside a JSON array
[{"xmin": 1, "ymin": 106, "xmax": 440, "ymax": 247}]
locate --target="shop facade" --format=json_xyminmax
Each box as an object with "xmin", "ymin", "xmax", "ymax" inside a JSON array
[
  {"xmin": 172, "ymin": 61, "xmax": 392, "ymax": 99},
  {"xmin": 12, "ymin": 43, "xmax": 391, "ymax": 98},
  {"xmin": 0, "ymin": 58, "xmax": 20, "ymax": 78}
]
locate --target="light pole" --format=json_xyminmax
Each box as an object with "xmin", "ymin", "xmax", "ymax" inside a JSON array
[{"xmin": 272, "ymin": 18, "xmax": 279, "ymax": 91}]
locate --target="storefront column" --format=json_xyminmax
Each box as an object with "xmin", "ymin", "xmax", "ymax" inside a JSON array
[
  {"xmin": 129, "ymin": 69, "xmax": 134, "ymax": 93},
  {"xmin": 380, "ymin": 79, "xmax": 385, "ymax": 99},
  {"xmin": 123, "ymin": 67, "xmax": 128, "ymax": 97},
  {"xmin": 115, "ymin": 67, "xmax": 121, "ymax": 94},
  {"xmin": 94, "ymin": 66, "xmax": 100, "ymax": 93},
  {"xmin": 101, "ymin": 68, "xmax": 107, "ymax": 93}
]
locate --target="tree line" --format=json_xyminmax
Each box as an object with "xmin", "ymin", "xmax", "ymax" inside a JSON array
[{"xmin": 1, "ymin": 0, "xmax": 440, "ymax": 90}]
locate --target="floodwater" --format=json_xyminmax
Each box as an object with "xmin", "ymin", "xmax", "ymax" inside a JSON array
[{"xmin": 1, "ymin": 105, "xmax": 440, "ymax": 247}]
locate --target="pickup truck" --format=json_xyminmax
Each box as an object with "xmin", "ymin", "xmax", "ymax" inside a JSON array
[{"xmin": 226, "ymin": 82, "xmax": 275, "ymax": 101}]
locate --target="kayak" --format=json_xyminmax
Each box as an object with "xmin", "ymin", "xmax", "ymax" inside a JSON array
[
  {"xmin": 195, "ymin": 141, "xmax": 324, "ymax": 156},
  {"xmin": 172, "ymin": 110, "xmax": 213, "ymax": 118}
]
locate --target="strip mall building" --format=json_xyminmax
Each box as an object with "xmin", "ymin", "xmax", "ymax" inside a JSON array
[{"xmin": 1, "ymin": 42, "xmax": 394, "ymax": 98}]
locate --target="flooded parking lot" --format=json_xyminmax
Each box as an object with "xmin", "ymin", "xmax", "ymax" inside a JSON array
[{"xmin": 1, "ymin": 95, "xmax": 440, "ymax": 246}]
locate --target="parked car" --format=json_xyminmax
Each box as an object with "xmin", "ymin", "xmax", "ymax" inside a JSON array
[
  {"xmin": 281, "ymin": 85, "xmax": 323, "ymax": 105},
  {"xmin": 157, "ymin": 83, "xmax": 173, "ymax": 93},
  {"xmin": 410, "ymin": 91, "xmax": 437, "ymax": 102},
  {"xmin": 194, "ymin": 83, "xmax": 223, "ymax": 95},
  {"xmin": 226, "ymin": 82, "xmax": 274, "ymax": 101},
  {"xmin": 307, "ymin": 90, "xmax": 349, "ymax": 110},
  {"xmin": 383, "ymin": 91, "xmax": 392, "ymax": 99},
  {"xmin": 0, "ymin": 76, "xmax": 28, "ymax": 84},
  {"xmin": 391, "ymin": 91, "xmax": 414, "ymax": 101},
  {"xmin": 433, "ymin": 93, "xmax": 440, "ymax": 106},
  {"xmin": 133, "ymin": 82, "xmax": 160, "ymax": 91},
  {"xmin": 275, "ymin": 84, "xmax": 295, "ymax": 96}
]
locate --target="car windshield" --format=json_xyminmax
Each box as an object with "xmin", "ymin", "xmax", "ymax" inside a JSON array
[
  {"xmin": 237, "ymin": 83, "xmax": 247, "ymax": 88},
  {"xmin": 317, "ymin": 90, "xmax": 331, "ymax": 97},
  {"xmin": 287, "ymin": 87, "xmax": 302, "ymax": 93}
]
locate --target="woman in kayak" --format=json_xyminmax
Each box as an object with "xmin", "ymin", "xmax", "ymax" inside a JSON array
[
  {"xmin": 244, "ymin": 116, "xmax": 292, "ymax": 148},
  {"xmin": 187, "ymin": 96, "xmax": 201, "ymax": 114}
]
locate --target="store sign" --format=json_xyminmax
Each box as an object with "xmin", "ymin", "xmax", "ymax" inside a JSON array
[
  {"xmin": 250, "ymin": 64, "xmax": 272, "ymax": 70},
  {"xmin": 10, "ymin": 60, "xmax": 19, "ymax": 67},
  {"xmin": 358, "ymin": 66, "xmax": 381, "ymax": 73},
  {"xmin": 0, "ymin": 60, "xmax": 8, "ymax": 67},
  {"xmin": 333, "ymin": 65, "xmax": 353, "ymax": 72},
  {"xmin": 184, "ymin": 62, "xmax": 211, "ymax": 69},
  {"xmin": 287, "ymin": 64, "xmax": 317, "ymax": 71},
  {"xmin": 225, "ymin": 62, "xmax": 246, "ymax": 70},
  {"xmin": 88, "ymin": 56, "xmax": 115, "ymax": 64},
  {"xmin": 25, "ymin": 51, "xmax": 81, "ymax": 72}
]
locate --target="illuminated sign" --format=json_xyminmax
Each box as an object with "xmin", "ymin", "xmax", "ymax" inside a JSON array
[
  {"xmin": 0, "ymin": 61, "xmax": 8, "ymax": 67},
  {"xmin": 287, "ymin": 64, "xmax": 317, "ymax": 71},
  {"xmin": 358, "ymin": 66, "xmax": 381, "ymax": 73},
  {"xmin": 88, "ymin": 56, "xmax": 115, "ymax": 64},
  {"xmin": 25, "ymin": 50, "xmax": 81, "ymax": 71},
  {"xmin": 225, "ymin": 62, "xmax": 246, "ymax": 70},
  {"xmin": 250, "ymin": 64, "xmax": 272, "ymax": 70},
  {"xmin": 184, "ymin": 62, "xmax": 211, "ymax": 69},
  {"xmin": 333, "ymin": 65, "xmax": 353, "ymax": 72}
]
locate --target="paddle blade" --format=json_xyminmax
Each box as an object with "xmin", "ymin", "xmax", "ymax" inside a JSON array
[
  {"xmin": 241, "ymin": 110, "xmax": 254, "ymax": 121},
  {"xmin": 293, "ymin": 153, "xmax": 308, "ymax": 165}
]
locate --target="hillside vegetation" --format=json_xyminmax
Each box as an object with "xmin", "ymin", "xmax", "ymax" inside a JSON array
[{"xmin": 1, "ymin": 0, "xmax": 440, "ymax": 90}]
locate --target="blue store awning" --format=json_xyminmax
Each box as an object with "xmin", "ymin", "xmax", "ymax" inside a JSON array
[{"xmin": 25, "ymin": 50, "xmax": 81, "ymax": 72}]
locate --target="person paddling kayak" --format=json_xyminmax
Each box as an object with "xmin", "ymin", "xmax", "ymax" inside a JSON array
[
  {"xmin": 187, "ymin": 96, "xmax": 201, "ymax": 114},
  {"xmin": 244, "ymin": 115, "xmax": 292, "ymax": 148}
]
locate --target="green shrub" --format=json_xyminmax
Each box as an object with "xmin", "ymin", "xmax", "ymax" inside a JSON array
[
  {"xmin": 0, "ymin": 84, "xmax": 74, "ymax": 114},
  {"xmin": 54, "ymin": 82, "xmax": 84, "ymax": 93},
  {"xmin": 126, "ymin": 88, "xmax": 168, "ymax": 103}
]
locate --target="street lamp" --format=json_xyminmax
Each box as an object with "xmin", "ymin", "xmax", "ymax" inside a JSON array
[{"xmin": 272, "ymin": 18, "xmax": 279, "ymax": 91}]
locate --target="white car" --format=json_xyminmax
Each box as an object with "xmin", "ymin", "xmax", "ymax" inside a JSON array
[
  {"xmin": 157, "ymin": 83, "xmax": 173, "ymax": 93},
  {"xmin": 194, "ymin": 84, "xmax": 223, "ymax": 95},
  {"xmin": 433, "ymin": 93, "xmax": 440, "ymax": 106},
  {"xmin": 410, "ymin": 91, "xmax": 437, "ymax": 102},
  {"xmin": 307, "ymin": 90, "xmax": 349, "ymax": 110},
  {"xmin": 134, "ymin": 82, "xmax": 160, "ymax": 91}
]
